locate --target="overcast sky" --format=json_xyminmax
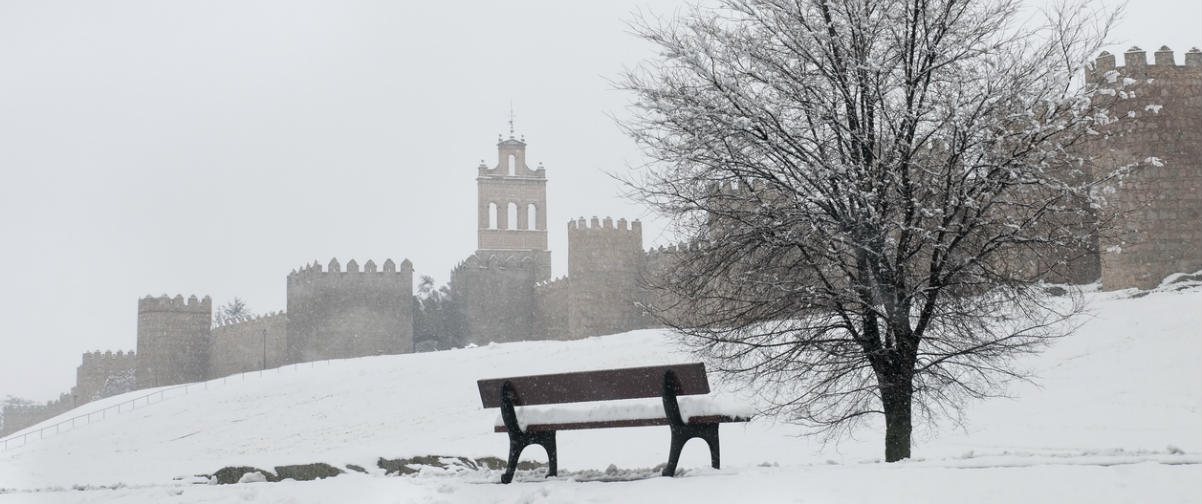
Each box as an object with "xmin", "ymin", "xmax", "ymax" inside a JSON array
[{"xmin": 1, "ymin": 0, "xmax": 1197, "ymax": 402}]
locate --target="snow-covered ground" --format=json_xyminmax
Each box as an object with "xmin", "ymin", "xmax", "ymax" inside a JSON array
[{"xmin": 1, "ymin": 284, "xmax": 1199, "ymax": 503}]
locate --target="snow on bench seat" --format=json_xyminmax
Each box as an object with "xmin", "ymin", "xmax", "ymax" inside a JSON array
[{"xmin": 494, "ymin": 395, "xmax": 754, "ymax": 432}]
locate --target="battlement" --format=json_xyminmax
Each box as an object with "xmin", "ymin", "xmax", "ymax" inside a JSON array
[
  {"xmin": 452, "ymin": 252, "xmax": 543, "ymax": 273},
  {"xmin": 643, "ymin": 242, "xmax": 702, "ymax": 269},
  {"xmin": 567, "ymin": 216, "xmax": 642, "ymax": 234},
  {"xmin": 288, "ymin": 258, "xmax": 413, "ymax": 281},
  {"xmin": 212, "ymin": 310, "xmax": 285, "ymax": 329},
  {"xmin": 645, "ymin": 242, "xmax": 697, "ymax": 256},
  {"xmin": 80, "ymin": 349, "xmax": 136, "ymax": 364},
  {"xmin": 138, "ymin": 294, "xmax": 212, "ymax": 313},
  {"xmin": 1089, "ymin": 46, "xmax": 1202, "ymax": 82}
]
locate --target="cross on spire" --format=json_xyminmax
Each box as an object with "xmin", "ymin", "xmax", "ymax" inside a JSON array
[{"xmin": 508, "ymin": 102, "xmax": 516, "ymax": 138}]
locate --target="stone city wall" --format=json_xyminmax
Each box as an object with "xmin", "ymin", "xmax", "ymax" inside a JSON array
[
  {"xmin": 74, "ymin": 350, "xmax": 136, "ymax": 405},
  {"xmin": 209, "ymin": 311, "xmax": 286, "ymax": 378},
  {"xmin": 286, "ymin": 258, "xmax": 414, "ymax": 363}
]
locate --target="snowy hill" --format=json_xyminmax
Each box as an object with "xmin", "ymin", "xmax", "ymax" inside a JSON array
[{"xmin": 1, "ymin": 285, "xmax": 1199, "ymax": 503}]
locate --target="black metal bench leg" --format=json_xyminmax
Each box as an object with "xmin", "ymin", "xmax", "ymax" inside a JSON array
[
  {"xmin": 502, "ymin": 438, "xmax": 527, "ymax": 484},
  {"xmin": 663, "ymin": 424, "xmax": 721, "ymax": 477},
  {"xmin": 502, "ymin": 431, "xmax": 557, "ymax": 483},
  {"xmin": 538, "ymin": 432, "xmax": 558, "ymax": 478},
  {"xmin": 702, "ymin": 424, "xmax": 720, "ymax": 469},
  {"xmin": 663, "ymin": 428, "xmax": 686, "ymax": 477}
]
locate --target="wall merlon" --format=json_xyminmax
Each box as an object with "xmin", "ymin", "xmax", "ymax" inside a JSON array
[
  {"xmin": 1186, "ymin": 48, "xmax": 1202, "ymax": 67},
  {"xmin": 1154, "ymin": 46, "xmax": 1175, "ymax": 66},
  {"xmin": 1095, "ymin": 50, "xmax": 1116, "ymax": 74},
  {"xmin": 1124, "ymin": 46, "xmax": 1146, "ymax": 68}
]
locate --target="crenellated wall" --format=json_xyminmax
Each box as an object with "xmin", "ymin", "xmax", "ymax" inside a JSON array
[
  {"xmin": 73, "ymin": 350, "xmax": 136, "ymax": 404},
  {"xmin": 209, "ymin": 311, "xmax": 286, "ymax": 378},
  {"xmin": 136, "ymin": 294, "xmax": 212, "ymax": 389},
  {"xmin": 1087, "ymin": 47, "xmax": 1202, "ymax": 289},
  {"xmin": 0, "ymin": 393, "xmax": 73, "ymax": 437},
  {"xmin": 286, "ymin": 258, "xmax": 414, "ymax": 363}
]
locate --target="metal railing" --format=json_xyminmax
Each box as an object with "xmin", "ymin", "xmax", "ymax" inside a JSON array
[{"xmin": 0, "ymin": 360, "xmax": 332, "ymax": 451}]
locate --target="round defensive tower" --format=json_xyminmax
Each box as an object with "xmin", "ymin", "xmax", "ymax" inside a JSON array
[{"xmin": 135, "ymin": 294, "xmax": 212, "ymax": 389}]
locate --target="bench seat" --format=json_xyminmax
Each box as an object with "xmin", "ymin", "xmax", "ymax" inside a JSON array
[{"xmin": 493, "ymin": 396, "xmax": 753, "ymax": 432}]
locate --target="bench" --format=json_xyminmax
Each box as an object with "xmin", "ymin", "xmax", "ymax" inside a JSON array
[{"xmin": 476, "ymin": 363, "xmax": 751, "ymax": 483}]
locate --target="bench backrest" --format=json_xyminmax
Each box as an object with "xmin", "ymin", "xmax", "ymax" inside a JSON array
[{"xmin": 477, "ymin": 363, "xmax": 710, "ymax": 408}]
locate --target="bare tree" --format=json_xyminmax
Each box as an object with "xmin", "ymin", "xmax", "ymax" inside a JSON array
[{"xmin": 622, "ymin": 0, "xmax": 1130, "ymax": 461}]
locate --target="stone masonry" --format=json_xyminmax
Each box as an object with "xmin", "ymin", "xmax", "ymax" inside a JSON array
[
  {"xmin": 286, "ymin": 258, "xmax": 415, "ymax": 363},
  {"xmin": 73, "ymin": 350, "xmax": 136, "ymax": 404},
  {"xmin": 1088, "ymin": 47, "xmax": 1202, "ymax": 289},
  {"xmin": 209, "ymin": 311, "xmax": 286, "ymax": 378}
]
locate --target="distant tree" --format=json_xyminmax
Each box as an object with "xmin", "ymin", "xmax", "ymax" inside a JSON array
[
  {"xmin": 213, "ymin": 297, "xmax": 253, "ymax": 327},
  {"xmin": 97, "ymin": 368, "xmax": 136, "ymax": 401},
  {"xmin": 1, "ymin": 396, "xmax": 33, "ymax": 409},
  {"xmin": 0, "ymin": 396, "xmax": 35, "ymax": 434},
  {"xmin": 413, "ymin": 276, "xmax": 465, "ymax": 350},
  {"xmin": 622, "ymin": 0, "xmax": 1128, "ymax": 462}
]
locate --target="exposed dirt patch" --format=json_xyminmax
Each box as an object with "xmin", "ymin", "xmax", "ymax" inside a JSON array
[
  {"xmin": 376, "ymin": 455, "xmax": 547, "ymax": 476},
  {"xmin": 211, "ymin": 466, "xmax": 277, "ymax": 484},
  {"xmin": 274, "ymin": 463, "xmax": 343, "ymax": 481}
]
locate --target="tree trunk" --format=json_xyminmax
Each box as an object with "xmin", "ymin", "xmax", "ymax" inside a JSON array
[{"xmin": 882, "ymin": 375, "xmax": 913, "ymax": 462}]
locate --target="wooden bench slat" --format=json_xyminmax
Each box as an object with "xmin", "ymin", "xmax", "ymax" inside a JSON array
[
  {"xmin": 477, "ymin": 363, "xmax": 710, "ymax": 407},
  {"xmin": 492, "ymin": 415, "xmax": 750, "ymax": 433}
]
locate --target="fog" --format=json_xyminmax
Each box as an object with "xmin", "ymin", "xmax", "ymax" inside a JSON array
[{"xmin": 1, "ymin": 0, "xmax": 1197, "ymax": 402}]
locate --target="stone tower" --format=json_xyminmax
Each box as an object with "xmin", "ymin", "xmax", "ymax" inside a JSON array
[
  {"xmin": 285, "ymin": 258, "xmax": 415, "ymax": 363},
  {"xmin": 475, "ymin": 134, "xmax": 552, "ymax": 279},
  {"xmin": 566, "ymin": 216, "xmax": 648, "ymax": 338},
  {"xmin": 452, "ymin": 133, "xmax": 554, "ymax": 345},
  {"xmin": 1087, "ymin": 46, "xmax": 1202, "ymax": 289},
  {"xmin": 136, "ymin": 294, "xmax": 212, "ymax": 388}
]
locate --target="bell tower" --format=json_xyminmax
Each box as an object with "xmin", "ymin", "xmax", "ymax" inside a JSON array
[
  {"xmin": 450, "ymin": 124, "xmax": 553, "ymax": 345},
  {"xmin": 475, "ymin": 127, "xmax": 550, "ymax": 279}
]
